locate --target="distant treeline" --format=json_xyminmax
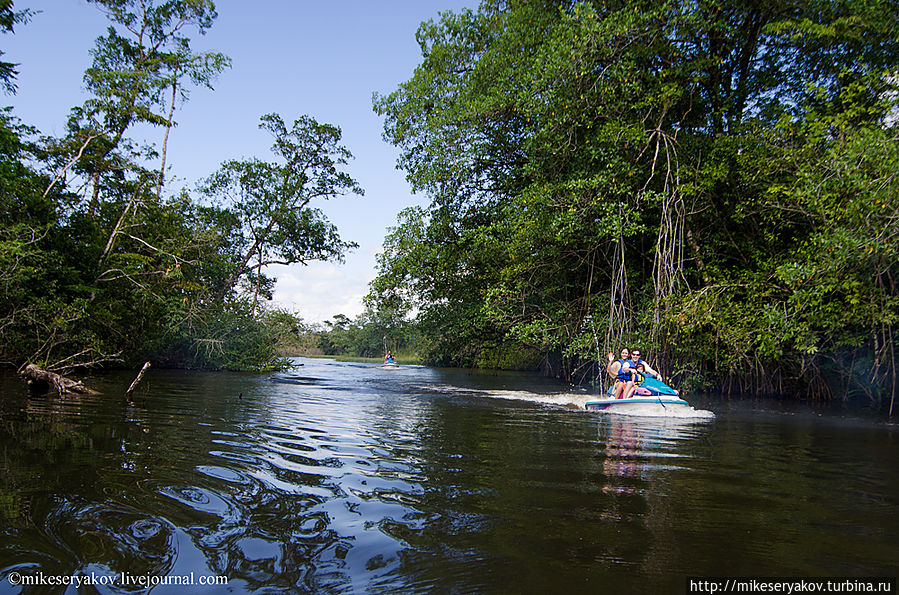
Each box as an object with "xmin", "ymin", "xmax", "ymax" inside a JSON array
[
  {"xmin": 358, "ymin": 0, "xmax": 898, "ymax": 405},
  {"xmin": 1, "ymin": 1, "xmax": 360, "ymax": 373},
  {"xmin": 288, "ymin": 313, "xmax": 417, "ymax": 360}
]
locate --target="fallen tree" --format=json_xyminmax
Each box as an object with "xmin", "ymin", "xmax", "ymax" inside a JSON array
[{"xmin": 18, "ymin": 363, "xmax": 99, "ymax": 396}]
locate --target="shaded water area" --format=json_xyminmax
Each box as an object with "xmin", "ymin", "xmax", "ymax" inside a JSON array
[{"xmin": 0, "ymin": 357, "xmax": 897, "ymax": 593}]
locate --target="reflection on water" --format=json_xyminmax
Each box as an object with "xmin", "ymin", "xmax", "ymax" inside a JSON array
[
  {"xmin": 601, "ymin": 416, "xmax": 700, "ymax": 495},
  {"xmin": 0, "ymin": 358, "xmax": 897, "ymax": 593}
]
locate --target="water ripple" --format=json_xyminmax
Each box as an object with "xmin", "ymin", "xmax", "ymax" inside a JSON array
[
  {"xmin": 3, "ymin": 358, "xmax": 897, "ymax": 592},
  {"xmin": 196, "ymin": 464, "xmax": 255, "ymax": 485},
  {"xmin": 157, "ymin": 485, "xmax": 237, "ymax": 519},
  {"xmin": 42, "ymin": 500, "xmax": 177, "ymax": 580}
]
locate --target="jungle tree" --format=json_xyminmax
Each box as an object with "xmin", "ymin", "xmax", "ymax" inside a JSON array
[
  {"xmin": 372, "ymin": 0, "xmax": 899, "ymax": 399},
  {"xmin": 200, "ymin": 113, "xmax": 363, "ymax": 312},
  {"xmin": 42, "ymin": 0, "xmax": 230, "ymax": 207}
]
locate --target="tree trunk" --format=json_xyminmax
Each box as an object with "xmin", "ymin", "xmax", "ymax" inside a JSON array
[
  {"xmin": 18, "ymin": 363, "xmax": 99, "ymax": 396},
  {"xmin": 43, "ymin": 132, "xmax": 103, "ymax": 199},
  {"xmin": 96, "ymin": 191, "xmax": 140, "ymax": 272},
  {"xmin": 157, "ymin": 74, "xmax": 179, "ymax": 200},
  {"xmin": 88, "ymin": 172, "xmax": 102, "ymax": 218}
]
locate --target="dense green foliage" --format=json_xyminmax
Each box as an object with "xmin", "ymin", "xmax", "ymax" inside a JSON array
[
  {"xmin": 0, "ymin": 0, "xmax": 30, "ymax": 93},
  {"xmin": 370, "ymin": 0, "xmax": 899, "ymax": 403},
  {"xmin": 311, "ymin": 311, "xmax": 416, "ymax": 359},
  {"xmin": 0, "ymin": 1, "xmax": 360, "ymax": 373}
]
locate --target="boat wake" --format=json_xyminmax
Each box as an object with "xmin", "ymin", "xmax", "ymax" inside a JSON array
[
  {"xmin": 482, "ymin": 389, "xmax": 593, "ymax": 409},
  {"xmin": 402, "ymin": 378, "xmax": 715, "ymax": 420},
  {"xmin": 472, "ymin": 389, "xmax": 715, "ymax": 419}
]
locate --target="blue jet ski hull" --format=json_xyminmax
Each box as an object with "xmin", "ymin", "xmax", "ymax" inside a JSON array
[{"xmin": 585, "ymin": 377, "xmax": 689, "ymax": 411}]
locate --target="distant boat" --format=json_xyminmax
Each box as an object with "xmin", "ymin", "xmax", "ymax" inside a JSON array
[{"xmin": 585, "ymin": 377, "xmax": 691, "ymax": 413}]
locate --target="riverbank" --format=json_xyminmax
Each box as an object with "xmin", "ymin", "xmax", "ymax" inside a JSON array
[{"xmin": 286, "ymin": 352, "xmax": 424, "ymax": 365}]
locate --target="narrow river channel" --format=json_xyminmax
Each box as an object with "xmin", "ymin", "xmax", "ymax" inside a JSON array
[{"xmin": 1, "ymin": 357, "xmax": 896, "ymax": 593}]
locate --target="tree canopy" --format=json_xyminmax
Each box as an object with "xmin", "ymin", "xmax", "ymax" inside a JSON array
[
  {"xmin": 0, "ymin": 0, "xmax": 360, "ymax": 373},
  {"xmin": 370, "ymin": 0, "xmax": 899, "ymax": 403}
]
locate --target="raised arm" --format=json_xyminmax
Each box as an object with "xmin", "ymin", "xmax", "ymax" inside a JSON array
[{"xmin": 606, "ymin": 352, "xmax": 621, "ymax": 379}]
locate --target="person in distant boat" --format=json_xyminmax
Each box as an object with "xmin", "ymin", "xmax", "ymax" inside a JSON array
[
  {"xmin": 384, "ymin": 351, "xmax": 396, "ymax": 364},
  {"xmin": 607, "ymin": 348, "xmax": 635, "ymax": 399},
  {"xmin": 628, "ymin": 349, "xmax": 661, "ymax": 382}
]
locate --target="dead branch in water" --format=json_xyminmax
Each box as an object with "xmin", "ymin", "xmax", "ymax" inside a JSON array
[
  {"xmin": 18, "ymin": 363, "xmax": 99, "ymax": 396},
  {"xmin": 125, "ymin": 362, "xmax": 151, "ymax": 399}
]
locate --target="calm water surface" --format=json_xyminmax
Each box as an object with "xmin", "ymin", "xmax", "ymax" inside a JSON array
[{"xmin": 0, "ymin": 357, "xmax": 896, "ymax": 593}]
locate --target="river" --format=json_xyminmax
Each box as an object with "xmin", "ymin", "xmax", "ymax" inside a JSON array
[{"xmin": 0, "ymin": 357, "xmax": 896, "ymax": 593}]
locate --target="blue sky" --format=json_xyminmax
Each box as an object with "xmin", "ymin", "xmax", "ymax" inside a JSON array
[{"xmin": 5, "ymin": 0, "xmax": 473, "ymax": 323}]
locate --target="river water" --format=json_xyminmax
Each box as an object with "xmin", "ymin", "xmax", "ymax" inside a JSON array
[{"xmin": 0, "ymin": 357, "xmax": 896, "ymax": 593}]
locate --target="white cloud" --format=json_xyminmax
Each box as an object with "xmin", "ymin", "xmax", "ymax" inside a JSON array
[{"xmin": 269, "ymin": 260, "xmax": 375, "ymax": 323}]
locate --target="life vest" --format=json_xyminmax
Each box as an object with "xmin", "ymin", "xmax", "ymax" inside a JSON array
[
  {"xmin": 633, "ymin": 369, "xmax": 645, "ymax": 385},
  {"xmin": 616, "ymin": 360, "xmax": 633, "ymax": 382}
]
